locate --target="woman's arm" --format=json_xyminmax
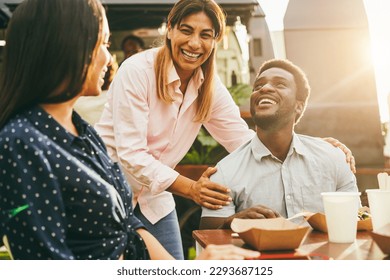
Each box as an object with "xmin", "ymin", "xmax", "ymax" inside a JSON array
[
  {"xmin": 136, "ymin": 228, "xmax": 175, "ymax": 260},
  {"xmin": 166, "ymin": 78, "xmax": 252, "ymax": 208},
  {"xmin": 137, "ymin": 228, "xmax": 260, "ymax": 260},
  {"xmin": 99, "ymin": 61, "xmax": 232, "ymax": 209},
  {"xmin": 167, "ymin": 167, "xmax": 231, "ymax": 210}
]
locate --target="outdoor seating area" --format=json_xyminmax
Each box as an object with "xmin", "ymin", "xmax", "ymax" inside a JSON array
[{"xmin": 0, "ymin": 0, "xmax": 390, "ymax": 270}]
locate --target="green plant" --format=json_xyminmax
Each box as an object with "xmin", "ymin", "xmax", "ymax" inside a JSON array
[
  {"xmin": 179, "ymin": 127, "xmax": 228, "ymax": 165},
  {"xmin": 228, "ymin": 83, "xmax": 252, "ymax": 106}
]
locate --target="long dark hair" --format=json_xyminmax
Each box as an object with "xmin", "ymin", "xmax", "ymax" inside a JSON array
[{"xmin": 0, "ymin": 0, "xmax": 104, "ymax": 128}]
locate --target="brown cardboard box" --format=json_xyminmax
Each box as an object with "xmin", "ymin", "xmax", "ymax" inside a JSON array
[
  {"xmin": 305, "ymin": 212, "xmax": 373, "ymax": 232},
  {"xmin": 230, "ymin": 217, "xmax": 311, "ymax": 251}
]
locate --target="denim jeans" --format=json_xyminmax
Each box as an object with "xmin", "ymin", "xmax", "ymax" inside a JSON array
[{"xmin": 134, "ymin": 206, "xmax": 184, "ymax": 260}]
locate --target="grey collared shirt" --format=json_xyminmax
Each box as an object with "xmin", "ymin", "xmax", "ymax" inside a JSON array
[{"xmin": 202, "ymin": 133, "xmax": 358, "ymax": 218}]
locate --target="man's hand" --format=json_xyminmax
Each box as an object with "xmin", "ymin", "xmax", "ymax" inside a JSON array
[
  {"xmin": 189, "ymin": 167, "xmax": 232, "ymax": 210},
  {"xmin": 221, "ymin": 205, "xmax": 281, "ymax": 228},
  {"xmin": 323, "ymin": 137, "xmax": 356, "ymax": 173},
  {"xmin": 232, "ymin": 205, "xmax": 280, "ymax": 219}
]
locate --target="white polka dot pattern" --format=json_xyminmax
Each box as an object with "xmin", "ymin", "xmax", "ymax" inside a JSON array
[{"xmin": 0, "ymin": 106, "xmax": 149, "ymax": 260}]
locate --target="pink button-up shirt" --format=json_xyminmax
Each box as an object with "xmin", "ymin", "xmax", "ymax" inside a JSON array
[{"xmin": 95, "ymin": 48, "xmax": 255, "ymax": 224}]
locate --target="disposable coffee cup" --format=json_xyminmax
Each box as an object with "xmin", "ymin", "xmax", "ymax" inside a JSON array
[
  {"xmin": 366, "ymin": 189, "xmax": 390, "ymax": 231},
  {"xmin": 321, "ymin": 192, "xmax": 361, "ymax": 243}
]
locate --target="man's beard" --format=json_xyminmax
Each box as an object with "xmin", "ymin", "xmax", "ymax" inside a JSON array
[{"xmin": 251, "ymin": 113, "xmax": 280, "ymax": 131}]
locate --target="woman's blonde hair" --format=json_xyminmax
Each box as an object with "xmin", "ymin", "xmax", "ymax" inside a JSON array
[{"xmin": 154, "ymin": 0, "xmax": 226, "ymax": 122}]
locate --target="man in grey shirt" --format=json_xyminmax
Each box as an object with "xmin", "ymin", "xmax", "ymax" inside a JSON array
[{"xmin": 200, "ymin": 59, "xmax": 359, "ymax": 229}]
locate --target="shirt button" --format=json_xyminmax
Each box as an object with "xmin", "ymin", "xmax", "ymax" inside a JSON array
[{"xmin": 286, "ymin": 195, "xmax": 291, "ymax": 200}]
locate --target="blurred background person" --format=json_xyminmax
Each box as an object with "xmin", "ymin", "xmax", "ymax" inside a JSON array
[{"xmin": 120, "ymin": 34, "xmax": 145, "ymax": 65}]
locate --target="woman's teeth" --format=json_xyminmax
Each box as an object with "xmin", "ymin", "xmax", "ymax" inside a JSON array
[{"xmin": 182, "ymin": 49, "xmax": 200, "ymax": 58}]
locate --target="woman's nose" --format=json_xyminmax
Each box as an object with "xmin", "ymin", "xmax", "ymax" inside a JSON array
[{"xmin": 188, "ymin": 34, "xmax": 201, "ymax": 49}]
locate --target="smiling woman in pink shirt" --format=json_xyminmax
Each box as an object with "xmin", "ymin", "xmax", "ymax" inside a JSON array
[{"xmin": 95, "ymin": 0, "xmax": 355, "ymax": 259}]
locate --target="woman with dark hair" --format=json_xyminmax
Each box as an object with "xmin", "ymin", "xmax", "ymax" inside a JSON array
[
  {"xmin": 95, "ymin": 0, "xmax": 355, "ymax": 259},
  {"xmin": 0, "ymin": 0, "xmax": 260, "ymax": 261}
]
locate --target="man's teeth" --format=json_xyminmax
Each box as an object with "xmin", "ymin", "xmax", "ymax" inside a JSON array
[
  {"xmin": 182, "ymin": 50, "xmax": 200, "ymax": 58},
  {"xmin": 259, "ymin": 98, "xmax": 276, "ymax": 105}
]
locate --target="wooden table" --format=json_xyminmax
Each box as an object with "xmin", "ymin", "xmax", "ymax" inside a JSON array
[{"xmin": 192, "ymin": 229, "xmax": 388, "ymax": 260}]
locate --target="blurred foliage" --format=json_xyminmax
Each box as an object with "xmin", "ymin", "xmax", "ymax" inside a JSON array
[
  {"xmin": 179, "ymin": 127, "xmax": 228, "ymax": 165},
  {"xmin": 0, "ymin": 248, "xmax": 11, "ymax": 260},
  {"xmin": 228, "ymin": 83, "xmax": 252, "ymax": 106},
  {"xmin": 188, "ymin": 246, "xmax": 196, "ymax": 260}
]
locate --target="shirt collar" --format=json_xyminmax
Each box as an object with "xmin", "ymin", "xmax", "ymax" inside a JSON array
[
  {"xmin": 250, "ymin": 132, "xmax": 309, "ymax": 161},
  {"xmin": 167, "ymin": 62, "xmax": 204, "ymax": 90},
  {"xmin": 290, "ymin": 133, "xmax": 309, "ymax": 156},
  {"xmin": 23, "ymin": 105, "xmax": 89, "ymax": 147}
]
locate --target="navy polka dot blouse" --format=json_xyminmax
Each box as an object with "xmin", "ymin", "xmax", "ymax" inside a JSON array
[{"xmin": 0, "ymin": 106, "xmax": 149, "ymax": 260}]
